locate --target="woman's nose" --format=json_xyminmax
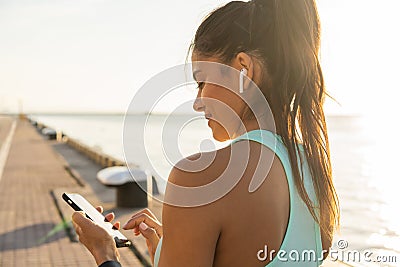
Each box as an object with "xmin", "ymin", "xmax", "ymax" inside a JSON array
[{"xmin": 193, "ymin": 97, "xmax": 205, "ymax": 112}]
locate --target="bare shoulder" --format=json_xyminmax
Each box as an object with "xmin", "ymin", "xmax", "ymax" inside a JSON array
[
  {"xmin": 167, "ymin": 140, "xmax": 260, "ymax": 187},
  {"xmin": 165, "ymin": 139, "xmax": 278, "ymax": 203},
  {"xmin": 168, "ymin": 147, "xmax": 229, "ymax": 187}
]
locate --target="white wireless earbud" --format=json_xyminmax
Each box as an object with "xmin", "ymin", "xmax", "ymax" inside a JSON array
[{"xmin": 239, "ymin": 68, "xmax": 247, "ymax": 94}]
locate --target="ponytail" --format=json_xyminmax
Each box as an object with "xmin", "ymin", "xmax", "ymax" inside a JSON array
[
  {"xmin": 266, "ymin": 0, "xmax": 339, "ymax": 243},
  {"xmin": 191, "ymin": 0, "xmax": 340, "ymax": 244}
]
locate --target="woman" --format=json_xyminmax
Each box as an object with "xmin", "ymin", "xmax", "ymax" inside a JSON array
[{"xmin": 72, "ymin": 0, "xmax": 339, "ymax": 266}]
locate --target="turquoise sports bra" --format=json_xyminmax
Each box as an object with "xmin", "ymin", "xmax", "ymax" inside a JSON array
[{"xmin": 154, "ymin": 129, "xmax": 323, "ymax": 266}]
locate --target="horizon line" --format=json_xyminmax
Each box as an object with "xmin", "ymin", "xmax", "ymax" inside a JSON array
[{"xmin": 1, "ymin": 111, "xmax": 367, "ymax": 118}]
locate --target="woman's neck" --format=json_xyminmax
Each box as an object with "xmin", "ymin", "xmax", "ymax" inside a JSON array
[{"xmin": 232, "ymin": 115, "xmax": 276, "ymax": 139}]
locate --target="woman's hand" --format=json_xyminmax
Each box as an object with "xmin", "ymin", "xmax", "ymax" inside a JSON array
[
  {"xmin": 123, "ymin": 208, "xmax": 163, "ymax": 264},
  {"xmin": 71, "ymin": 206, "xmax": 120, "ymax": 266}
]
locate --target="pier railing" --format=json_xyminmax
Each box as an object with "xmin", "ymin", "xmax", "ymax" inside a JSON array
[
  {"xmin": 65, "ymin": 138, "xmax": 125, "ymax": 168},
  {"xmin": 29, "ymin": 118, "xmax": 128, "ymax": 168}
]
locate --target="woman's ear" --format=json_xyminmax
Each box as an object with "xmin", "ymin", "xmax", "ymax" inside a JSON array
[{"xmin": 235, "ymin": 52, "xmax": 254, "ymax": 91}]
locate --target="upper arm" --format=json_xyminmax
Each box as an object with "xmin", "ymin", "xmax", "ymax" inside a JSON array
[{"xmin": 157, "ymin": 166, "xmax": 222, "ymax": 267}]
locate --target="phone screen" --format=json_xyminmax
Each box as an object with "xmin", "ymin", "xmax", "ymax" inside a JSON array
[{"xmin": 63, "ymin": 193, "xmax": 131, "ymax": 247}]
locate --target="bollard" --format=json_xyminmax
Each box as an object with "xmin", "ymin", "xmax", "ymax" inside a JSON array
[{"xmin": 56, "ymin": 131, "xmax": 63, "ymax": 142}]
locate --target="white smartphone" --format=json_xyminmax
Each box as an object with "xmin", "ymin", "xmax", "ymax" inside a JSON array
[{"xmin": 62, "ymin": 193, "xmax": 131, "ymax": 248}]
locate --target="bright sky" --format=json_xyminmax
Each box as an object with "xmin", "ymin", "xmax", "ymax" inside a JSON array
[{"xmin": 0, "ymin": 0, "xmax": 399, "ymax": 116}]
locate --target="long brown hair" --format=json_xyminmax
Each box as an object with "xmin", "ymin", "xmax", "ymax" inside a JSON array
[{"xmin": 189, "ymin": 0, "xmax": 339, "ymax": 244}]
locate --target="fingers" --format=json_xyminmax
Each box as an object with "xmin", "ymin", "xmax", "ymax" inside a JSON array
[
  {"xmin": 91, "ymin": 207, "xmax": 119, "ymax": 229},
  {"xmin": 112, "ymin": 221, "xmax": 120, "ymax": 230},
  {"xmin": 72, "ymin": 211, "xmax": 90, "ymax": 228},
  {"xmin": 129, "ymin": 208, "xmax": 158, "ymax": 222},
  {"xmin": 94, "ymin": 205, "xmax": 116, "ymax": 224},
  {"xmin": 137, "ymin": 208, "xmax": 158, "ymax": 221},
  {"xmin": 138, "ymin": 222, "xmax": 159, "ymax": 246},
  {"xmin": 104, "ymin": 212, "xmax": 115, "ymax": 223},
  {"xmin": 72, "ymin": 211, "xmax": 95, "ymax": 236},
  {"xmin": 95, "ymin": 206, "xmax": 115, "ymax": 223},
  {"xmin": 71, "ymin": 210, "xmax": 117, "ymax": 262},
  {"xmin": 133, "ymin": 226, "xmax": 140, "ymax": 236},
  {"xmin": 72, "ymin": 220, "xmax": 82, "ymax": 236},
  {"xmin": 123, "ymin": 212, "xmax": 162, "ymax": 238}
]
